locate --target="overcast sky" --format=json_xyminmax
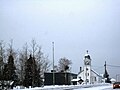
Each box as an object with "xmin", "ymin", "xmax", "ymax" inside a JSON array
[{"xmin": 0, "ymin": 0, "xmax": 120, "ymax": 78}]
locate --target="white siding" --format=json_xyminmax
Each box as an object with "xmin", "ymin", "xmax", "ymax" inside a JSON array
[{"xmin": 77, "ymin": 69, "xmax": 102, "ymax": 84}]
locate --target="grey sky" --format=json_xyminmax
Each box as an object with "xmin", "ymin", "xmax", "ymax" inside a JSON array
[{"xmin": 0, "ymin": 0, "xmax": 120, "ymax": 78}]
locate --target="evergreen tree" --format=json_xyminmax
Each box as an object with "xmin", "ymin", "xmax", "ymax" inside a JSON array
[
  {"xmin": 3, "ymin": 55, "xmax": 18, "ymax": 85},
  {"xmin": 0, "ymin": 59, "xmax": 4, "ymax": 80},
  {"xmin": 23, "ymin": 55, "xmax": 41, "ymax": 87},
  {"xmin": 0, "ymin": 40, "xmax": 6, "ymax": 80},
  {"xmin": 23, "ymin": 55, "xmax": 32, "ymax": 87},
  {"xmin": 18, "ymin": 43, "xmax": 28, "ymax": 85}
]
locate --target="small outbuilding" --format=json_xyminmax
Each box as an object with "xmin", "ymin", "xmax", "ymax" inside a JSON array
[{"xmin": 44, "ymin": 72, "xmax": 77, "ymax": 85}]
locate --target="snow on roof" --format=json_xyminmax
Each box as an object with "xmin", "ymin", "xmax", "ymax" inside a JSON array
[
  {"xmin": 84, "ymin": 54, "xmax": 90, "ymax": 56},
  {"xmin": 71, "ymin": 78, "xmax": 80, "ymax": 82},
  {"xmin": 91, "ymin": 69, "xmax": 102, "ymax": 77},
  {"xmin": 78, "ymin": 69, "xmax": 101, "ymax": 77},
  {"xmin": 110, "ymin": 78, "xmax": 116, "ymax": 82},
  {"xmin": 78, "ymin": 70, "xmax": 84, "ymax": 75}
]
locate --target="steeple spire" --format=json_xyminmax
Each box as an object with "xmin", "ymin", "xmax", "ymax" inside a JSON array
[
  {"xmin": 103, "ymin": 61, "xmax": 111, "ymax": 83},
  {"xmin": 84, "ymin": 50, "xmax": 91, "ymax": 60},
  {"xmin": 104, "ymin": 61, "xmax": 106, "ymax": 70},
  {"xmin": 103, "ymin": 61, "xmax": 109, "ymax": 78}
]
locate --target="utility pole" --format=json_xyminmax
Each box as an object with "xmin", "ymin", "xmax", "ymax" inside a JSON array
[{"xmin": 52, "ymin": 42, "xmax": 55, "ymax": 85}]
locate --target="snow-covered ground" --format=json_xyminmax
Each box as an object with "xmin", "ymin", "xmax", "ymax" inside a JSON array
[
  {"xmin": 74, "ymin": 85, "xmax": 113, "ymax": 90},
  {"xmin": 13, "ymin": 83, "xmax": 113, "ymax": 90}
]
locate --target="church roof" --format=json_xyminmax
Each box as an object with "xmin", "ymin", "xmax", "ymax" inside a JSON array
[
  {"xmin": 78, "ymin": 70, "xmax": 84, "ymax": 75},
  {"xmin": 91, "ymin": 69, "xmax": 102, "ymax": 77},
  {"xmin": 78, "ymin": 69, "xmax": 102, "ymax": 77}
]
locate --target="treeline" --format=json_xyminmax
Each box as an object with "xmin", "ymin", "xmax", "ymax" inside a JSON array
[
  {"xmin": 0, "ymin": 39, "xmax": 50, "ymax": 87},
  {"xmin": 0, "ymin": 39, "xmax": 72, "ymax": 87}
]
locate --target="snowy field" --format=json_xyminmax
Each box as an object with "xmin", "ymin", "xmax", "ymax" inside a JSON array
[
  {"xmin": 13, "ymin": 83, "xmax": 116, "ymax": 90},
  {"xmin": 74, "ymin": 85, "xmax": 113, "ymax": 90}
]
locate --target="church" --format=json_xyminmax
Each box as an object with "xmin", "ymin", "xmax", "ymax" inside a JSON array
[{"xmin": 77, "ymin": 51, "xmax": 102, "ymax": 84}]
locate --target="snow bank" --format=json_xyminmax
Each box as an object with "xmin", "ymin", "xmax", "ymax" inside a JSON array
[{"xmin": 13, "ymin": 83, "xmax": 110, "ymax": 90}]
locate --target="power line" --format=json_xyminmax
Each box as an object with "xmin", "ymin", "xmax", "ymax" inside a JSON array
[
  {"xmin": 92, "ymin": 65, "xmax": 103, "ymax": 69},
  {"xmin": 91, "ymin": 65, "xmax": 104, "ymax": 71},
  {"xmin": 107, "ymin": 64, "xmax": 120, "ymax": 68}
]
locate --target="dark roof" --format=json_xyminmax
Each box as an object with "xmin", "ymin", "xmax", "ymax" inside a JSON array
[
  {"xmin": 45, "ymin": 72, "xmax": 77, "ymax": 75},
  {"xmin": 85, "ymin": 55, "xmax": 91, "ymax": 59},
  {"xmin": 103, "ymin": 68, "xmax": 109, "ymax": 78}
]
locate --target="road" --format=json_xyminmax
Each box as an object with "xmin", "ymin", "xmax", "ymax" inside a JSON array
[
  {"xmin": 74, "ymin": 84, "xmax": 120, "ymax": 90},
  {"xmin": 13, "ymin": 84, "xmax": 120, "ymax": 90}
]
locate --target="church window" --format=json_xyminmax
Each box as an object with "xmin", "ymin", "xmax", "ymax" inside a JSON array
[
  {"xmin": 86, "ymin": 79, "xmax": 89, "ymax": 82},
  {"xmin": 85, "ymin": 73, "xmax": 89, "ymax": 76},
  {"xmin": 94, "ymin": 77, "xmax": 96, "ymax": 81}
]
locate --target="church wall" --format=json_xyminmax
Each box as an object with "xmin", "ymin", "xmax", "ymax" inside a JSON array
[
  {"xmin": 91, "ymin": 71, "xmax": 102, "ymax": 84},
  {"xmin": 77, "ymin": 71, "xmax": 84, "ymax": 82}
]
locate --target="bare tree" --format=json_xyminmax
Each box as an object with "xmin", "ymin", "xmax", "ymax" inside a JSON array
[
  {"xmin": 0, "ymin": 40, "xmax": 6, "ymax": 63},
  {"xmin": 30, "ymin": 39, "xmax": 37, "ymax": 58},
  {"xmin": 36, "ymin": 47, "xmax": 50, "ymax": 86},
  {"xmin": 58, "ymin": 57, "xmax": 72, "ymax": 72},
  {"xmin": 36, "ymin": 46, "xmax": 50, "ymax": 74},
  {"xmin": 36, "ymin": 46, "xmax": 43, "ymax": 66},
  {"xmin": 41, "ymin": 55, "xmax": 50, "ymax": 72},
  {"xmin": 7, "ymin": 39, "xmax": 18, "ymax": 68},
  {"xmin": 30, "ymin": 39, "xmax": 38, "ymax": 86},
  {"xmin": 54, "ymin": 65, "xmax": 59, "ymax": 72},
  {"xmin": 30, "ymin": 40, "xmax": 50, "ymax": 73},
  {"xmin": 18, "ymin": 43, "xmax": 28, "ymax": 84},
  {"xmin": 7, "ymin": 39, "xmax": 17, "ymax": 58},
  {"xmin": 0, "ymin": 40, "xmax": 6, "ymax": 80}
]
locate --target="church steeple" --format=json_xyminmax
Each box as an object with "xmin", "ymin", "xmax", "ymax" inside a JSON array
[
  {"xmin": 103, "ymin": 61, "xmax": 109, "ymax": 78},
  {"xmin": 84, "ymin": 50, "xmax": 92, "ymax": 84},
  {"xmin": 77, "ymin": 51, "xmax": 102, "ymax": 84},
  {"xmin": 84, "ymin": 50, "xmax": 91, "ymax": 66},
  {"xmin": 84, "ymin": 50, "xmax": 91, "ymax": 60},
  {"xmin": 103, "ymin": 61, "xmax": 111, "ymax": 83}
]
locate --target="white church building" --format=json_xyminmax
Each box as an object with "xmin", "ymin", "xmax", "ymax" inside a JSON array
[{"xmin": 77, "ymin": 51, "xmax": 102, "ymax": 84}]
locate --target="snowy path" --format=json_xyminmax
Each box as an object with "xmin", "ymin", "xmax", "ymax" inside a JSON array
[{"xmin": 74, "ymin": 84, "xmax": 113, "ymax": 90}]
